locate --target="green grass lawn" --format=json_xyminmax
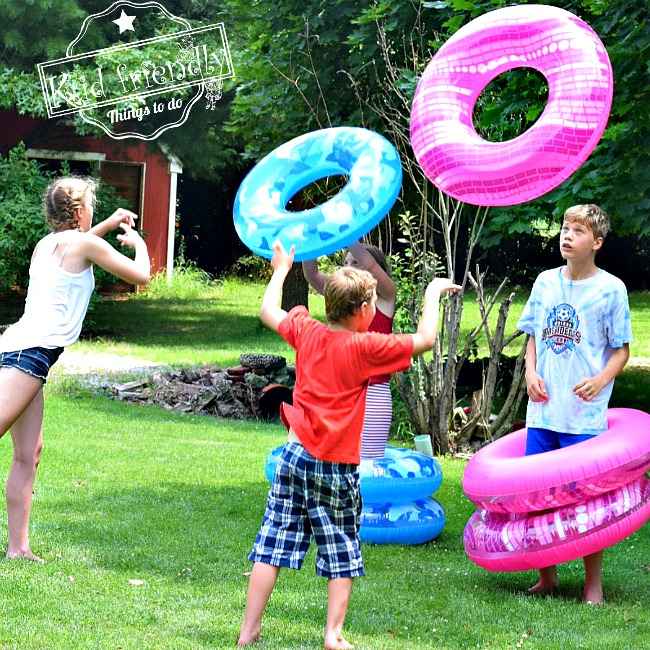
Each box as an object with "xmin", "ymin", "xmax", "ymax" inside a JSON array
[
  {"xmin": 2, "ymin": 278, "xmax": 645, "ymax": 367},
  {"xmin": 65, "ymin": 279, "xmax": 650, "ymax": 411},
  {"xmin": 0, "ymin": 389, "xmax": 648, "ymax": 649},
  {"xmin": 2, "ymin": 276, "xmax": 648, "ymax": 413}
]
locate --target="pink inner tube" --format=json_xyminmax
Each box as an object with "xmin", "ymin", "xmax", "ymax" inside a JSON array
[
  {"xmin": 463, "ymin": 409, "xmax": 650, "ymax": 513},
  {"xmin": 410, "ymin": 4, "xmax": 613, "ymax": 206},
  {"xmin": 464, "ymin": 477, "xmax": 650, "ymax": 572}
]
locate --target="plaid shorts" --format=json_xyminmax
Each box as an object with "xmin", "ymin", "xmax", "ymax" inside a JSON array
[{"xmin": 249, "ymin": 442, "xmax": 364, "ymax": 579}]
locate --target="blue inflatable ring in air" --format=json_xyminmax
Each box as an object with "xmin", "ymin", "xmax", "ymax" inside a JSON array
[
  {"xmin": 233, "ymin": 127, "xmax": 402, "ymax": 261},
  {"xmin": 264, "ymin": 445, "xmax": 445, "ymax": 545}
]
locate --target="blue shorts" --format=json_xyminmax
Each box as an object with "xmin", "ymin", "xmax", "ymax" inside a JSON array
[
  {"xmin": 525, "ymin": 427, "xmax": 597, "ymax": 456},
  {"xmin": 249, "ymin": 442, "xmax": 364, "ymax": 579},
  {"xmin": 0, "ymin": 347, "xmax": 63, "ymax": 383}
]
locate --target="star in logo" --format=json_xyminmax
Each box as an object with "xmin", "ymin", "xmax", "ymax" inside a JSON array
[{"xmin": 113, "ymin": 10, "xmax": 136, "ymax": 34}]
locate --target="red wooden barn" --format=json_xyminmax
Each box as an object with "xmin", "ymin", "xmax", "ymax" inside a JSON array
[{"xmin": 0, "ymin": 108, "xmax": 182, "ymax": 277}]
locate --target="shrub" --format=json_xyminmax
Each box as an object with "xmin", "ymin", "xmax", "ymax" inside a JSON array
[
  {"xmin": 228, "ymin": 254, "xmax": 273, "ymax": 282},
  {"xmin": 136, "ymin": 261, "xmax": 218, "ymax": 300},
  {"xmin": 227, "ymin": 249, "xmax": 347, "ymax": 285},
  {"xmin": 0, "ymin": 143, "xmax": 51, "ymax": 293},
  {"xmin": 0, "ymin": 144, "xmax": 126, "ymax": 293}
]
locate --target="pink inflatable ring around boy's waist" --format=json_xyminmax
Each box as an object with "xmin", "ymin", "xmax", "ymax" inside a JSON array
[
  {"xmin": 464, "ymin": 476, "xmax": 650, "ymax": 572},
  {"xmin": 463, "ymin": 409, "xmax": 650, "ymax": 513},
  {"xmin": 410, "ymin": 4, "xmax": 613, "ymax": 206}
]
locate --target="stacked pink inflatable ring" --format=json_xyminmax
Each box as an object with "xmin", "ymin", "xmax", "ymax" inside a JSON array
[
  {"xmin": 410, "ymin": 4, "xmax": 613, "ymax": 206},
  {"xmin": 462, "ymin": 409, "xmax": 650, "ymax": 572}
]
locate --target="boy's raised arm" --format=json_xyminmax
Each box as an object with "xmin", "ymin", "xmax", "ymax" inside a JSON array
[
  {"xmin": 260, "ymin": 241, "xmax": 296, "ymax": 333},
  {"xmin": 411, "ymin": 278, "xmax": 462, "ymax": 356}
]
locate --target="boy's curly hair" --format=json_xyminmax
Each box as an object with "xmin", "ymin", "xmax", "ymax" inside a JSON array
[
  {"xmin": 43, "ymin": 176, "xmax": 97, "ymax": 232},
  {"xmin": 563, "ymin": 204, "xmax": 610, "ymax": 240},
  {"xmin": 324, "ymin": 267, "xmax": 377, "ymax": 323}
]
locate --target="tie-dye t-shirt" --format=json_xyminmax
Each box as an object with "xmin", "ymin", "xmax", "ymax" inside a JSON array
[{"xmin": 517, "ymin": 267, "xmax": 632, "ymax": 435}]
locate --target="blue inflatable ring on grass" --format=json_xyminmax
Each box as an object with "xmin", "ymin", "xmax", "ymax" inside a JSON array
[
  {"xmin": 359, "ymin": 446, "xmax": 443, "ymax": 505},
  {"xmin": 360, "ymin": 497, "xmax": 446, "ymax": 545},
  {"xmin": 264, "ymin": 445, "xmax": 442, "ymax": 500},
  {"xmin": 264, "ymin": 445, "xmax": 445, "ymax": 545},
  {"xmin": 233, "ymin": 127, "xmax": 402, "ymax": 261}
]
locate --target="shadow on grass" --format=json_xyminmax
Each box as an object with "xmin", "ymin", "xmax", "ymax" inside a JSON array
[
  {"xmin": 611, "ymin": 367, "xmax": 650, "ymax": 411},
  {"xmin": 47, "ymin": 483, "xmax": 267, "ymax": 574},
  {"xmin": 87, "ymin": 299, "xmax": 266, "ymax": 345}
]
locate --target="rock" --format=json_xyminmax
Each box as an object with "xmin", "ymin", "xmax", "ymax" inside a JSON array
[
  {"xmin": 239, "ymin": 353, "xmax": 286, "ymax": 372},
  {"xmin": 109, "ymin": 356, "xmax": 294, "ymax": 423},
  {"xmin": 114, "ymin": 379, "xmax": 149, "ymax": 392},
  {"xmin": 245, "ymin": 373, "xmax": 270, "ymax": 389}
]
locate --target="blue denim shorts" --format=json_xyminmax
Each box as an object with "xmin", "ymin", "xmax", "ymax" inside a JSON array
[
  {"xmin": 525, "ymin": 427, "xmax": 597, "ymax": 456},
  {"xmin": 0, "ymin": 347, "xmax": 64, "ymax": 383}
]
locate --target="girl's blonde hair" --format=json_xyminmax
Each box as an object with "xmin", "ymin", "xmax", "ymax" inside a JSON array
[{"xmin": 43, "ymin": 176, "xmax": 97, "ymax": 231}]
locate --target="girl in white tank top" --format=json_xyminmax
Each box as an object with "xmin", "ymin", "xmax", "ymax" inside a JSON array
[{"xmin": 0, "ymin": 176, "xmax": 151, "ymax": 562}]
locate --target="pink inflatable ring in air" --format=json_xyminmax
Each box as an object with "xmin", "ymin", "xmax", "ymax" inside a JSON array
[
  {"xmin": 462, "ymin": 408, "xmax": 650, "ymax": 572},
  {"xmin": 410, "ymin": 4, "xmax": 613, "ymax": 206}
]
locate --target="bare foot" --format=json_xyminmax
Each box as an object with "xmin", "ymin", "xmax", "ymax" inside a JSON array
[
  {"xmin": 6, "ymin": 550, "xmax": 44, "ymax": 563},
  {"xmin": 237, "ymin": 626, "xmax": 260, "ymax": 647},
  {"xmin": 324, "ymin": 631, "xmax": 353, "ymax": 650},
  {"xmin": 583, "ymin": 585, "xmax": 604, "ymax": 605},
  {"xmin": 527, "ymin": 579, "xmax": 558, "ymax": 595}
]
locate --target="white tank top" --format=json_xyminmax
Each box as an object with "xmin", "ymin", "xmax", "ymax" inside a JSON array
[{"xmin": 0, "ymin": 232, "xmax": 95, "ymax": 352}]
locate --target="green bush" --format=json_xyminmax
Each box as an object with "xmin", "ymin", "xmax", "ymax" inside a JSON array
[
  {"xmin": 389, "ymin": 380, "xmax": 415, "ymax": 443},
  {"xmin": 316, "ymin": 250, "xmax": 346, "ymax": 275},
  {"xmin": 227, "ymin": 249, "xmax": 347, "ymax": 284},
  {"xmin": 136, "ymin": 261, "xmax": 219, "ymax": 301},
  {"xmin": 0, "ymin": 144, "xmax": 127, "ymax": 293},
  {"xmin": 227, "ymin": 254, "xmax": 273, "ymax": 282},
  {"xmin": 0, "ymin": 143, "xmax": 51, "ymax": 293}
]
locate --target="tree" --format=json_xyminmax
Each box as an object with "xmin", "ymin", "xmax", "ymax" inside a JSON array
[{"xmin": 2, "ymin": 0, "xmax": 648, "ymax": 244}]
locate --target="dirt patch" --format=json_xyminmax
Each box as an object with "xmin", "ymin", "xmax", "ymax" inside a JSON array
[{"xmin": 51, "ymin": 349, "xmax": 165, "ymax": 377}]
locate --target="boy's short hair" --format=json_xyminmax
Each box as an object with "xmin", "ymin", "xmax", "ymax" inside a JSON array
[
  {"xmin": 563, "ymin": 204, "xmax": 610, "ymax": 240},
  {"xmin": 43, "ymin": 176, "xmax": 97, "ymax": 232},
  {"xmin": 324, "ymin": 267, "xmax": 377, "ymax": 323}
]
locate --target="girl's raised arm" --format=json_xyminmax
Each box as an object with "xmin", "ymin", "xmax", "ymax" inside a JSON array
[
  {"xmin": 83, "ymin": 223, "xmax": 150, "ymax": 286},
  {"xmin": 348, "ymin": 242, "xmax": 395, "ymax": 302},
  {"xmin": 301, "ymin": 260, "xmax": 329, "ymax": 295}
]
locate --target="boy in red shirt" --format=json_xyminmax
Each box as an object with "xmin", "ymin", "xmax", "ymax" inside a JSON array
[{"xmin": 238, "ymin": 241, "xmax": 460, "ymax": 649}]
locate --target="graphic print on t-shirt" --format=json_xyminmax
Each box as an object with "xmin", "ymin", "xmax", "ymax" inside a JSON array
[{"xmin": 541, "ymin": 303, "xmax": 582, "ymax": 355}]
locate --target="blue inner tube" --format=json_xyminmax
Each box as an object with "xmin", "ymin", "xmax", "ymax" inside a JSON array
[
  {"xmin": 263, "ymin": 445, "xmax": 445, "ymax": 546},
  {"xmin": 360, "ymin": 447, "xmax": 443, "ymax": 504},
  {"xmin": 233, "ymin": 127, "xmax": 402, "ymax": 261},
  {"xmin": 264, "ymin": 445, "xmax": 285, "ymax": 484},
  {"xmin": 360, "ymin": 497, "xmax": 446, "ymax": 545},
  {"xmin": 264, "ymin": 445, "xmax": 442, "ymax": 503}
]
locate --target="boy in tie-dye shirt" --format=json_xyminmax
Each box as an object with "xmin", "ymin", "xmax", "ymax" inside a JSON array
[{"xmin": 517, "ymin": 204, "xmax": 631, "ymax": 604}]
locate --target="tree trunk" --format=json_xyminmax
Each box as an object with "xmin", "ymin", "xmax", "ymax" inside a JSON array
[{"xmin": 281, "ymin": 262, "xmax": 309, "ymax": 312}]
